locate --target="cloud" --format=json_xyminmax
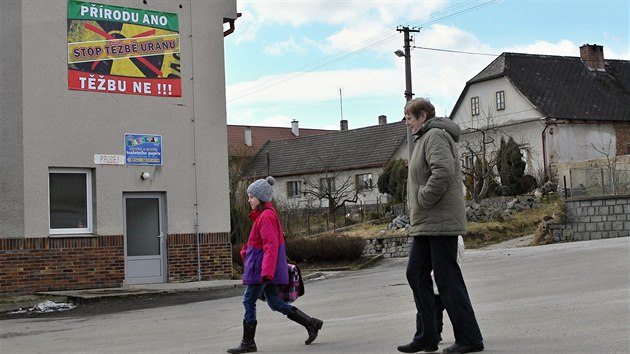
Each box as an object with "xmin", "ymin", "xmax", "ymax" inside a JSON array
[
  {"xmin": 227, "ymin": 67, "xmax": 401, "ymax": 103},
  {"xmin": 233, "ymin": 0, "xmax": 448, "ymax": 43},
  {"xmin": 227, "ymin": 1, "xmax": 628, "ymax": 128},
  {"xmin": 264, "ymin": 37, "xmax": 307, "ymax": 56}
]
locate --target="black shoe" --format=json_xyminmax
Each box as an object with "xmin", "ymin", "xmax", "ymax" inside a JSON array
[
  {"xmin": 442, "ymin": 341, "xmax": 484, "ymax": 353},
  {"xmin": 397, "ymin": 341, "xmax": 439, "ymax": 353}
]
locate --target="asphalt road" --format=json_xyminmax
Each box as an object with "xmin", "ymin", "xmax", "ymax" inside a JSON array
[{"xmin": 2, "ymin": 237, "xmax": 629, "ymax": 354}]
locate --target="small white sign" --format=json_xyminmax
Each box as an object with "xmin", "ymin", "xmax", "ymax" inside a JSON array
[{"xmin": 94, "ymin": 154, "xmax": 125, "ymax": 165}]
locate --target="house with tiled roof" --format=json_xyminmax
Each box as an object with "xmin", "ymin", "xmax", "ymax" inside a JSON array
[
  {"xmin": 450, "ymin": 44, "xmax": 630, "ymax": 189},
  {"xmin": 227, "ymin": 120, "xmax": 333, "ymax": 160},
  {"xmin": 243, "ymin": 118, "xmax": 408, "ymax": 208}
]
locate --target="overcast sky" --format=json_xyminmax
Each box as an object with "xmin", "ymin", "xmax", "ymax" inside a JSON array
[{"xmin": 224, "ymin": 0, "xmax": 629, "ymax": 130}]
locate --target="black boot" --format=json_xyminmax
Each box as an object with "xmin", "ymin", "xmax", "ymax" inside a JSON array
[
  {"xmin": 287, "ymin": 307, "xmax": 323, "ymax": 345},
  {"xmin": 226, "ymin": 320, "xmax": 257, "ymax": 353}
]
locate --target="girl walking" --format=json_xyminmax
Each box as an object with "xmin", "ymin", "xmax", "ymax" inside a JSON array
[{"xmin": 227, "ymin": 176, "xmax": 323, "ymax": 353}]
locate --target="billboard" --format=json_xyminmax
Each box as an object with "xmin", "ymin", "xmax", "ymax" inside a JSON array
[{"xmin": 67, "ymin": 0, "xmax": 181, "ymax": 97}]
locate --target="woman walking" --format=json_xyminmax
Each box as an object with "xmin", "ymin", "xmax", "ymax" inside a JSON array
[
  {"xmin": 227, "ymin": 176, "xmax": 323, "ymax": 354},
  {"xmin": 398, "ymin": 98, "xmax": 484, "ymax": 354}
]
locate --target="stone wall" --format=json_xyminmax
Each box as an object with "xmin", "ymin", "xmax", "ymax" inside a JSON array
[
  {"xmin": 362, "ymin": 236, "xmax": 411, "ymax": 258},
  {"xmin": 547, "ymin": 195, "xmax": 630, "ymax": 242}
]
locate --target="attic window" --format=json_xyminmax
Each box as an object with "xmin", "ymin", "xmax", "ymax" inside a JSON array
[
  {"xmin": 496, "ymin": 91, "xmax": 505, "ymax": 111},
  {"xmin": 471, "ymin": 96, "xmax": 480, "ymax": 116}
]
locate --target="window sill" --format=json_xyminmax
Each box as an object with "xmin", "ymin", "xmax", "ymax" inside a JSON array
[{"xmin": 49, "ymin": 233, "xmax": 97, "ymax": 238}]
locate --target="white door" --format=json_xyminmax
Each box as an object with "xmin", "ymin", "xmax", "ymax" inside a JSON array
[{"xmin": 123, "ymin": 193, "xmax": 166, "ymax": 284}]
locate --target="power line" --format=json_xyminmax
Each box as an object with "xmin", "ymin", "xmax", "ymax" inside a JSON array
[
  {"xmin": 227, "ymin": 0, "xmax": 500, "ymax": 102},
  {"xmin": 412, "ymin": 46, "xmax": 498, "ymax": 56}
]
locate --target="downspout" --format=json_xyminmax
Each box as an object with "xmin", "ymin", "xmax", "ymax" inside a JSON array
[
  {"xmin": 541, "ymin": 123, "xmax": 549, "ymax": 181},
  {"xmin": 189, "ymin": 5, "xmax": 202, "ymax": 281}
]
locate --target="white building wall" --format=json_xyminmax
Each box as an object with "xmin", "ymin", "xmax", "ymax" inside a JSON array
[
  {"xmin": 452, "ymin": 77, "xmax": 543, "ymax": 130},
  {"xmin": 2, "ymin": 0, "xmax": 235, "ymax": 238},
  {"xmin": 551, "ymin": 123, "xmax": 617, "ymax": 187},
  {"xmin": 272, "ymin": 167, "xmax": 392, "ymax": 209}
]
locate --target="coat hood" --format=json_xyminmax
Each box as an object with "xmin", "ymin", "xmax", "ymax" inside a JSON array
[{"xmin": 416, "ymin": 117, "xmax": 461, "ymax": 142}]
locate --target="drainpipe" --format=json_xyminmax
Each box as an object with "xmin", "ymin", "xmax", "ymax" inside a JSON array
[{"xmin": 541, "ymin": 123, "xmax": 549, "ymax": 181}]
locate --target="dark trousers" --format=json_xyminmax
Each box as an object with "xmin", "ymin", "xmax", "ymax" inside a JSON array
[
  {"xmin": 406, "ymin": 236, "xmax": 483, "ymax": 345},
  {"xmin": 435, "ymin": 293, "xmax": 445, "ymax": 336}
]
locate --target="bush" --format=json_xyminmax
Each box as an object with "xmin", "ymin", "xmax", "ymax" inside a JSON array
[{"xmin": 286, "ymin": 234, "xmax": 365, "ymax": 263}]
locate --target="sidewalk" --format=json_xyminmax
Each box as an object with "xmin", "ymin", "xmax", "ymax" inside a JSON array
[
  {"xmin": 0, "ymin": 279, "xmax": 241, "ymax": 314},
  {"xmin": 0, "ymin": 270, "xmax": 338, "ymax": 314}
]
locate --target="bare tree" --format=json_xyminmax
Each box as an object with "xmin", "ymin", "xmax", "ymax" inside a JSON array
[
  {"xmin": 228, "ymin": 146, "xmax": 255, "ymax": 244},
  {"xmin": 459, "ymin": 106, "xmax": 501, "ymax": 202},
  {"xmin": 302, "ymin": 171, "xmax": 358, "ymax": 232},
  {"xmin": 590, "ymin": 138, "xmax": 619, "ymax": 195},
  {"xmin": 458, "ymin": 104, "xmax": 537, "ymax": 200}
]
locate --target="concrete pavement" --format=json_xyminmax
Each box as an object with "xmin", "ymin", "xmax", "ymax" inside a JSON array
[{"xmin": 1, "ymin": 236, "xmax": 629, "ymax": 353}]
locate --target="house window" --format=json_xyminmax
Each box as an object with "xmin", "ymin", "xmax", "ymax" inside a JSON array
[
  {"xmin": 626, "ymin": 143, "xmax": 630, "ymax": 155},
  {"xmin": 49, "ymin": 168, "xmax": 93, "ymax": 234},
  {"xmin": 356, "ymin": 173, "xmax": 373, "ymax": 192},
  {"xmin": 287, "ymin": 180, "xmax": 301, "ymax": 198},
  {"xmin": 462, "ymin": 155, "xmax": 474, "ymax": 170},
  {"xmin": 471, "ymin": 96, "xmax": 480, "ymax": 116},
  {"xmin": 496, "ymin": 91, "xmax": 505, "ymax": 110},
  {"xmin": 319, "ymin": 177, "xmax": 335, "ymax": 194}
]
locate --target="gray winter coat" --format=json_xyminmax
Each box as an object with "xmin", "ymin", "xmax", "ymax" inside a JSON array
[{"xmin": 407, "ymin": 117, "xmax": 467, "ymax": 236}]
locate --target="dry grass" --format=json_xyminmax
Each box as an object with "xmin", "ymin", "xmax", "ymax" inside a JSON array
[{"xmin": 337, "ymin": 199, "xmax": 564, "ymax": 249}]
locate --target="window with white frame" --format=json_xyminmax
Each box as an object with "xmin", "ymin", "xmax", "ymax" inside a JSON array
[
  {"xmin": 287, "ymin": 180, "xmax": 302, "ymax": 197},
  {"xmin": 471, "ymin": 96, "xmax": 480, "ymax": 116},
  {"xmin": 49, "ymin": 168, "xmax": 93, "ymax": 234},
  {"xmin": 496, "ymin": 91, "xmax": 505, "ymax": 110},
  {"xmin": 319, "ymin": 177, "xmax": 335, "ymax": 194},
  {"xmin": 356, "ymin": 173, "xmax": 373, "ymax": 192}
]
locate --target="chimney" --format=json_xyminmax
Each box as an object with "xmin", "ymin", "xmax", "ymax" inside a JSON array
[
  {"xmin": 244, "ymin": 126, "xmax": 252, "ymax": 147},
  {"xmin": 291, "ymin": 119, "xmax": 299, "ymax": 136},
  {"xmin": 580, "ymin": 44, "xmax": 605, "ymax": 71},
  {"xmin": 378, "ymin": 115, "xmax": 387, "ymax": 125},
  {"xmin": 340, "ymin": 119, "xmax": 348, "ymax": 131}
]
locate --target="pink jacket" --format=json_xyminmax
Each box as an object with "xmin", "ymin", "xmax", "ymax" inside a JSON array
[{"xmin": 240, "ymin": 203, "xmax": 289, "ymax": 285}]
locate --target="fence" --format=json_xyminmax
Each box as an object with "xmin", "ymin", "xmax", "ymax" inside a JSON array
[
  {"xmin": 277, "ymin": 200, "xmax": 395, "ymax": 238},
  {"xmin": 567, "ymin": 167, "xmax": 630, "ymax": 197}
]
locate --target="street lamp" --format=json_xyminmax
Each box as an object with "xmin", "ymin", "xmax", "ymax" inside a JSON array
[{"xmin": 396, "ymin": 26, "xmax": 419, "ymax": 161}]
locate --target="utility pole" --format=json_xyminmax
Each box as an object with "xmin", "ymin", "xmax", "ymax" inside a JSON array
[{"xmin": 396, "ymin": 26, "xmax": 420, "ymax": 161}]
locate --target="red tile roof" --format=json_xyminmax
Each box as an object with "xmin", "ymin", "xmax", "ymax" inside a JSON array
[{"xmin": 227, "ymin": 125, "xmax": 333, "ymax": 157}]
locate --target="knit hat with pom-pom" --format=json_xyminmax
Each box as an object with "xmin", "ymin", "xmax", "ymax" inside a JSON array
[{"xmin": 247, "ymin": 176, "xmax": 275, "ymax": 202}]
